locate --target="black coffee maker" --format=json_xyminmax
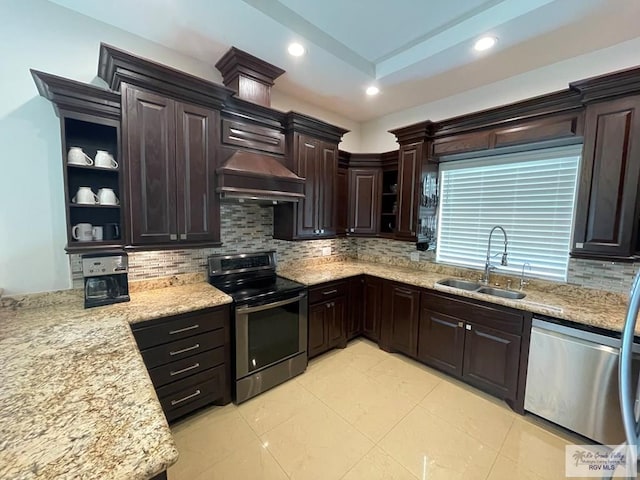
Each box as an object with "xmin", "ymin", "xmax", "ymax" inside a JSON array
[{"xmin": 82, "ymin": 252, "xmax": 130, "ymax": 308}]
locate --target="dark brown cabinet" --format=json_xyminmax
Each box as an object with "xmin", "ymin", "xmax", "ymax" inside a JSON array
[
  {"xmin": 572, "ymin": 95, "xmax": 640, "ymax": 260},
  {"xmin": 381, "ymin": 281, "xmax": 421, "ymax": 357},
  {"xmin": 396, "ymin": 143, "xmax": 424, "ymax": 240},
  {"xmin": 347, "ymin": 168, "xmax": 381, "ymax": 235},
  {"xmin": 417, "ymin": 306, "xmax": 465, "ymax": 376},
  {"xmin": 31, "ymin": 70, "xmax": 125, "ymax": 253},
  {"xmin": 336, "ymin": 164, "xmax": 349, "ymax": 236},
  {"xmin": 131, "ymin": 305, "xmax": 231, "ymax": 422},
  {"xmin": 417, "ymin": 291, "xmax": 529, "ymax": 408},
  {"xmin": 123, "ymin": 85, "xmax": 220, "ymax": 247},
  {"xmin": 462, "ymin": 321, "xmax": 521, "ymax": 400},
  {"xmin": 308, "ymin": 281, "xmax": 348, "ymax": 358},
  {"xmin": 274, "ymin": 113, "xmax": 347, "ymax": 241},
  {"xmin": 362, "ymin": 276, "xmax": 383, "ymax": 341},
  {"xmin": 346, "ymin": 276, "xmax": 364, "ymax": 339}
]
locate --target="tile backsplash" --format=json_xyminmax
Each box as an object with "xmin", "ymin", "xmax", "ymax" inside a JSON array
[
  {"xmin": 70, "ymin": 204, "xmax": 353, "ymax": 288},
  {"xmin": 70, "ymin": 207, "xmax": 639, "ymax": 294},
  {"xmin": 353, "ymin": 238, "xmax": 638, "ymax": 295}
]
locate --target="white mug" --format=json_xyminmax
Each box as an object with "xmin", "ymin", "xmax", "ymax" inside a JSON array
[
  {"xmin": 97, "ymin": 188, "xmax": 119, "ymax": 205},
  {"xmin": 68, "ymin": 147, "xmax": 93, "ymax": 166},
  {"xmin": 72, "ymin": 223, "xmax": 93, "ymax": 241},
  {"xmin": 72, "ymin": 186, "xmax": 99, "ymax": 205},
  {"xmin": 94, "ymin": 150, "xmax": 118, "ymax": 169},
  {"xmin": 92, "ymin": 226, "xmax": 104, "ymax": 241}
]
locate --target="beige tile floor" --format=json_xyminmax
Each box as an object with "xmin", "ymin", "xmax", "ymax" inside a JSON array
[{"xmin": 168, "ymin": 339, "xmax": 597, "ymax": 480}]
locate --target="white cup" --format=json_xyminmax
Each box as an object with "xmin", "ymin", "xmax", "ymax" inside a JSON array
[
  {"xmin": 94, "ymin": 150, "xmax": 118, "ymax": 169},
  {"xmin": 97, "ymin": 188, "xmax": 119, "ymax": 206},
  {"xmin": 72, "ymin": 186, "xmax": 99, "ymax": 205},
  {"xmin": 72, "ymin": 223, "xmax": 93, "ymax": 241},
  {"xmin": 68, "ymin": 147, "xmax": 93, "ymax": 166},
  {"xmin": 92, "ymin": 226, "xmax": 104, "ymax": 241}
]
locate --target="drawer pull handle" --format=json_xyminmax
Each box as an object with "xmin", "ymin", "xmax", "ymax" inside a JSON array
[
  {"xmin": 170, "ymin": 389, "xmax": 201, "ymax": 406},
  {"xmin": 396, "ymin": 287, "xmax": 414, "ymax": 295},
  {"xmin": 169, "ymin": 344, "xmax": 200, "ymax": 356},
  {"xmin": 169, "ymin": 324, "xmax": 200, "ymax": 335},
  {"xmin": 170, "ymin": 362, "xmax": 200, "ymax": 376},
  {"xmin": 322, "ymin": 289, "xmax": 338, "ymax": 295}
]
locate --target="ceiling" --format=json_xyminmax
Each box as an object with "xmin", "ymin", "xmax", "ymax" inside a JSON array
[{"xmin": 49, "ymin": 0, "xmax": 640, "ymax": 122}]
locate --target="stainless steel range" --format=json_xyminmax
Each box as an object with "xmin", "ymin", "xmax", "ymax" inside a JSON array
[{"xmin": 208, "ymin": 251, "xmax": 307, "ymax": 403}]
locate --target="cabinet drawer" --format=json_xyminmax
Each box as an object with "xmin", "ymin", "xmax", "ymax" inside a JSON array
[
  {"xmin": 148, "ymin": 347, "xmax": 225, "ymax": 388},
  {"xmin": 157, "ymin": 365, "xmax": 226, "ymax": 422},
  {"xmin": 140, "ymin": 329, "xmax": 225, "ymax": 369},
  {"xmin": 422, "ymin": 291, "xmax": 524, "ymax": 335},
  {"xmin": 132, "ymin": 307, "xmax": 228, "ymax": 350},
  {"xmin": 309, "ymin": 280, "xmax": 348, "ymax": 303}
]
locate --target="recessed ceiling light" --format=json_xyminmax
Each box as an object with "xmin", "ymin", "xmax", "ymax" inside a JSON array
[
  {"xmin": 287, "ymin": 43, "xmax": 305, "ymax": 57},
  {"xmin": 474, "ymin": 36, "xmax": 497, "ymax": 52},
  {"xmin": 366, "ymin": 86, "xmax": 380, "ymax": 96}
]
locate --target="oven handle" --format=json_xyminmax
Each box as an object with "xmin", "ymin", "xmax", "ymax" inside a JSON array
[{"xmin": 236, "ymin": 292, "xmax": 307, "ymax": 314}]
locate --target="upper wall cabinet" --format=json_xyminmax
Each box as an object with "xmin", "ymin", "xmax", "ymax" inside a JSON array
[
  {"xmin": 123, "ymin": 85, "xmax": 221, "ymax": 247},
  {"xmin": 31, "ymin": 70, "xmax": 125, "ymax": 253},
  {"xmin": 571, "ymin": 95, "xmax": 640, "ymax": 260},
  {"xmin": 347, "ymin": 167, "xmax": 381, "ymax": 235},
  {"xmin": 273, "ymin": 113, "xmax": 348, "ymax": 240},
  {"xmin": 569, "ymin": 67, "xmax": 640, "ymax": 260}
]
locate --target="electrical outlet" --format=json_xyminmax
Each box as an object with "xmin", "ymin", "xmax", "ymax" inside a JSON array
[
  {"xmin": 410, "ymin": 252, "xmax": 420, "ymax": 262},
  {"xmin": 321, "ymin": 246, "xmax": 332, "ymax": 256}
]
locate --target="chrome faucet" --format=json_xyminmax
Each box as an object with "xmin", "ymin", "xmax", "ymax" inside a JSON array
[
  {"xmin": 520, "ymin": 262, "xmax": 532, "ymax": 290},
  {"xmin": 482, "ymin": 226, "xmax": 508, "ymax": 285}
]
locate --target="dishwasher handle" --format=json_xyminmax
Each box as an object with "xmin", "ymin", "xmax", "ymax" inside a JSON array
[{"xmin": 619, "ymin": 270, "xmax": 640, "ymax": 451}]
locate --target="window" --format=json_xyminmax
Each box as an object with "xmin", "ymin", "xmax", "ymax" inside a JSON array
[{"xmin": 436, "ymin": 145, "xmax": 581, "ymax": 281}]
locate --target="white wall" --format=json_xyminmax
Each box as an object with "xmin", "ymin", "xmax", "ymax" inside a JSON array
[
  {"xmin": 0, "ymin": 0, "xmax": 360, "ymax": 295},
  {"xmin": 360, "ymin": 36, "xmax": 640, "ymax": 152}
]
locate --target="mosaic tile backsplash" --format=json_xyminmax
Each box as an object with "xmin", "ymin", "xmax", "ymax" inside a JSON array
[
  {"xmin": 70, "ymin": 204, "xmax": 353, "ymax": 288},
  {"xmin": 70, "ymin": 205, "xmax": 639, "ymax": 294}
]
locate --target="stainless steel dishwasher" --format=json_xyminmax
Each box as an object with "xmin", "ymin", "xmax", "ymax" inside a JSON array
[{"xmin": 525, "ymin": 316, "xmax": 640, "ymax": 445}]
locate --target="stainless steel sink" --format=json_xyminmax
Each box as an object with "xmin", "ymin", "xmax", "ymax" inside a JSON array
[
  {"xmin": 436, "ymin": 278, "xmax": 483, "ymax": 291},
  {"xmin": 435, "ymin": 278, "xmax": 526, "ymax": 299},
  {"xmin": 476, "ymin": 286, "xmax": 526, "ymax": 299}
]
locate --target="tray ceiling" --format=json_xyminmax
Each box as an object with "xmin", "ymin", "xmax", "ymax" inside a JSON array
[{"xmin": 48, "ymin": 0, "xmax": 640, "ymax": 121}]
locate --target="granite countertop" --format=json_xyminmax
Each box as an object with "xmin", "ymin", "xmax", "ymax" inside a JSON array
[
  {"xmin": 278, "ymin": 260, "xmax": 638, "ymax": 335},
  {"xmin": 0, "ymin": 279, "xmax": 232, "ymax": 480}
]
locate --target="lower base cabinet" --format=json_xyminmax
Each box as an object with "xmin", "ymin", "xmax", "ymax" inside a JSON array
[
  {"xmin": 462, "ymin": 321, "xmax": 521, "ymax": 400},
  {"xmin": 304, "ymin": 275, "xmax": 531, "ymax": 413},
  {"xmin": 362, "ymin": 276, "xmax": 382, "ymax": 341},
  {"xmin": 131, "ymin": 305, "xmax": 231, "ymax": 422},
  {"xmin": 417, "ymin": 307, "xmax": 465, "ymax": 377},
  {"xmin": 308, "ymin": 281, "xmax": 347, "ymax": 358},
  {"xmin": 346, "ymin": 276, "xmax": 364, "ymax": 339},
  {"xmin": 418, "ymin": 291, "xmax": 530, "ymax": 411},
  {"xmin": 380, "ymin": 281, "xmax": 421, "ymax": 356}
]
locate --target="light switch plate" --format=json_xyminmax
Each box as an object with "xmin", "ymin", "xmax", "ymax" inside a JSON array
[
  {"xmin": 410, "ymin": 252, "xmax": 420, "ymax": 262},
  {"xmin": 321, "ymin": 246, "xmax": 332, "ymax": 256}
]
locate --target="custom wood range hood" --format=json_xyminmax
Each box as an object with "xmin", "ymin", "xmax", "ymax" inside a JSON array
[{"xmin": 215, "ymin": 47, "xmax": 305, "ymax": 203}]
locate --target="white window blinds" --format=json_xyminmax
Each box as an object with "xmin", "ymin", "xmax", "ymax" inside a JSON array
[{"xmin": 436, "ymin": 145, "xmax": 581, "ymax": 281}]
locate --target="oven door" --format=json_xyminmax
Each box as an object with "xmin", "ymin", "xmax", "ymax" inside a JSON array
[{"xmin": 235, "ymin": 292, "xmax": 307, "ymax": 379}]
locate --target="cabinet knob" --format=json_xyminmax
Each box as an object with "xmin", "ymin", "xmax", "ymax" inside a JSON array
[
  {"xmin": 411, "ymin": 231, "xmax": 416, "ymax": 236},
  {"xmin": 170, "ymin": 234, "xmax": 177, "ymax": 241},
  {"xmin": 458, "ymin": 322, "xmax": 464, "ymax": 328},
  {"xmin": 313, "ymin": 229, "xmax": 319, "ymax": 234},
  {"xmin": 465, "ymin": 324, "xmax": 472, "ymax": 331},
  {"xmin": 180, "ymin": 233, "xmax": 187, "ymax": 240},
  {"xmin": 320, "ymin": 229, "xmax": 325, "ymax": 234}
]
